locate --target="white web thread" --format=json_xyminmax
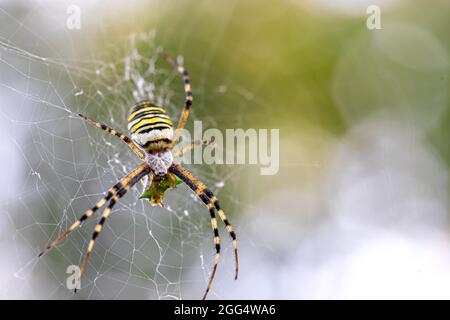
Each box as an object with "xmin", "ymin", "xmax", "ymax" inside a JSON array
[{"xmin": 1, "ymin": 26, "xmax": 246, "ymax": 299}]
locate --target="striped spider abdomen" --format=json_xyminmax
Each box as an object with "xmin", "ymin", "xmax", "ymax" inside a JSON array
[{"xmin": 127, "ymin": 101, "xmax": 174, "ymax": 153}]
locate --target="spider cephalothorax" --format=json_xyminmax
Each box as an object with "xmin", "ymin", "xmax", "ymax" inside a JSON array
[{"xmin": 38, "ymin": 51, "xmax": 238, "ymax": 300}]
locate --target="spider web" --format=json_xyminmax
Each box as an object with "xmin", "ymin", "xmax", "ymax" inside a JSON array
[{"xmin": 0, "ymin": 2, "xmax": 247, "ymax": 300}]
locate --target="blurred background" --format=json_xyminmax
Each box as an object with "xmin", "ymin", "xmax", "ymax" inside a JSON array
[{"xmin": 0, "ymin": 0, "xmax": 449, "ymax": 299}]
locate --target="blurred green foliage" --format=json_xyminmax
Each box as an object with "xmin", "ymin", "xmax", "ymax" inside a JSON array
[{"xmin": 84, "ymin": 0, "xmax": 449, "ymax": 166}]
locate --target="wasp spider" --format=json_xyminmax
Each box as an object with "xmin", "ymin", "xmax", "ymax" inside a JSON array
[{"xmin": 39, "ymin": 51, "xmax": 238, "ymax": 300}]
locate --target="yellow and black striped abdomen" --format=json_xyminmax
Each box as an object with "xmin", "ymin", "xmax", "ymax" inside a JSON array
[{"xmin": 128, "ymin": 101, "xmax": 174, "ymax": 152}]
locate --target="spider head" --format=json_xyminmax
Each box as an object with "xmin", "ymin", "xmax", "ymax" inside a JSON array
[{"xmin": 127, "ymin": 101, "xmax": 174, "ymax": 152}]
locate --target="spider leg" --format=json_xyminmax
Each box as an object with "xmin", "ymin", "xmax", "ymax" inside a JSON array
[
  {"xmin": 170, "ymin": 163, "xmax": 238, "ymax": 280},
  {"xmin": 159, "ymin": 51, "xmax": 193, "ymax": 148},
  {"xmin": 77, "ymin": 163, "xmax": 151, "ymax": 286},
  {"xmin": 169, "ymin": 163, "xmax": 238, "ymax": 299},
  {"xmin": 203, "ymin": 189, "xmax": 238, "ymax": 280},
  {"xmin": 38, "ymin": 163, "xmax": 150, "ymax": 257},
  {"xmin": 173, "ymin": 139, "xmax": 212, "ymax": 158},
  {"xmin": 39, "ymin": 187, "xmax": 116, "ymax": 257},
  {"xmin": 78, "ymin": 113, "xmax": 145, "ymax": 160}
]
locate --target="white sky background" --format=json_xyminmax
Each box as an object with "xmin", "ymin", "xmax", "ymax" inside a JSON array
[
  {"xmin": 0, "ymin": 0, "xmax": 449, "ymax": 299},
  {"xmin": 205, "ymin": 115, "xmax": 450, "ymax": 299}
]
